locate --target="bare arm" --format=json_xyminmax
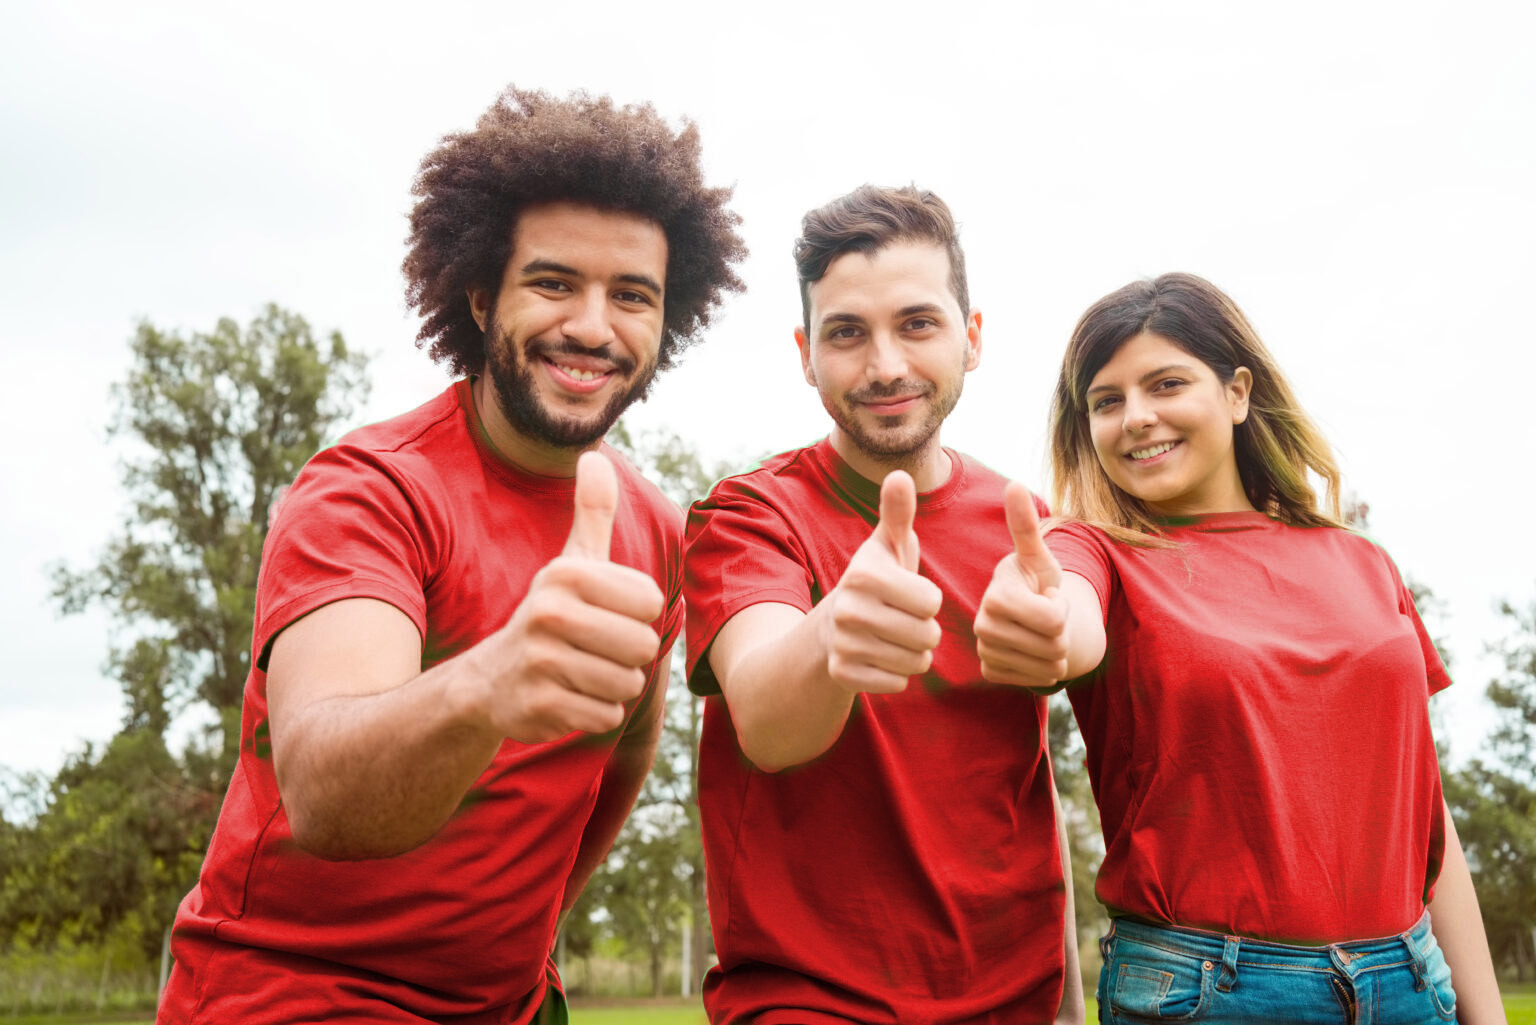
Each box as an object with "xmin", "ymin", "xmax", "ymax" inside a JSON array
[
  {"xmin": 268, "ymin": 452, "xmax": 666, "ymax": 860},
  {"xmin": 1053, "ymin": 784, "xmax": 1085, "ymax": 1025},
  {"xmin": 1427, "ymin": 800, "xmax": 1506, "ymax": 1024},
  {"xmin": 707, "ymin": 472, "xmax": 942, "ymax": 773},
  {"xmin": 561, "ymin": 647, "xmax": 671, "ymax": 910}
]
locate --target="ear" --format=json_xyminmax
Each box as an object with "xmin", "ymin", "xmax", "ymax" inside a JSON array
[
  {"xmin": 794, "ymin": 326, "xmax": 816, "ymax": 387},
  {"xmin": 467, "ymin": 286, "xmax": 492, "ymax": 333},
  {"xmin": 1228, "ymin": 366, "xmax": 1253, "ymax": 424},
  {"xmin": 964, "ymin": 309, "xmax": 983, "ymax": 372}
]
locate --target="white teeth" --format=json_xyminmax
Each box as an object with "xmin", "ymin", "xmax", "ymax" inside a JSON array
[
  {"xmin": 557, "ymin": 364, "xmax": 603, "ymax": 381},
  {"xmin": 1130, "ymin": 442, "xmax": 1176, "ymax": 461}
]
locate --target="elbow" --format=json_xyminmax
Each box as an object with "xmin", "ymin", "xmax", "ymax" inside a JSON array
[
  {"xmin": 733, "ymin": 722, "xmax": 796, "ymax": 774},
  {"xmin": 285, "ymin": 801, "xmax": 409, "ymax": 862},
  {"xmin": 737, "ymin": 734, "xmax": 793, "ymax": 774},
  {"xmin": 277, "ymin": 767, "xmax": 404, "ymax": 862},
  {"xmin": 287, "ymin": 818, "xmax": 353, "ymax": 862},
  {"xmin": 735, "ymin": 721, "xmax": 822, "ymax": 775}
]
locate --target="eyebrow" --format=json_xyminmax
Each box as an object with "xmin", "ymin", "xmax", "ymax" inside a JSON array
[
  {"xmin": 817, "ymin": 303, "xmax": 947, "ymax": 330},
  {"xmin": 519, "ymin": 260, "xmax": 663, "ymax": 295},
  {"xmin": 1086, "ymin": 363, "xmax": 1198, "ymax": 396}
]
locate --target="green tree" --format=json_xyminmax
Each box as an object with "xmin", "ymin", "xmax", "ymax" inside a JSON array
[
  {"xmin": 575, "ymin": 424, "xmax": 737, "ymax": 994},
  {"xmin": 4, "ymin": 305, "xmax": 369, "ymax": 970},
  {"xmin": 51, "ymin": 304, "xmax": 369, "ymax": 774},
  {"xmin": 1049, "ymin": 692, "xmax": 1106, "ymax": 979},
  {"xmin": 1444, "ymin": 595, "xmax": 1536, "ymax": 980}
]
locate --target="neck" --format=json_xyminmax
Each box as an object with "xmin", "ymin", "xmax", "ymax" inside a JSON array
[
  {"xmin": 471, "ymin": 375, "xmax": 594, "ymax": 478},
  {"xmin": 829, "ymin": 428, "xmax": 952, "ymax": 493}
]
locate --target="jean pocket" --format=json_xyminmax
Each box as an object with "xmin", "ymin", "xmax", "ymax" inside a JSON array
[
  {"xmin": 1108, "ymin": 951, "xmax": 1210, "ymax": 1022},
  {"xmin": 1418, "ymin": 933, "xmax": 1458, "ymax": 1022}
]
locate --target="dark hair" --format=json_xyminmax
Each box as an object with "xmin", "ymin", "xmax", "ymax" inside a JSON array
[
  {"xmin": 792, "ymin": 185, "xmax": 969, "ymax": 326},
  {"xmin": 404, "ymin": 86, "xmax": 747, "ymax": 376},
  {"xmin": 1050, "ymin": 272, "xmax": 1343, "ymax": 542}
]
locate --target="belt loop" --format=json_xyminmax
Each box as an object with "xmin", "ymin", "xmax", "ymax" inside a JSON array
[
  {"xmin": 1404, "ymin": 932, "xmax": 1429, "ymax": 992},
  {"xmin": 1216, "ymin": 935, "xmax": 1240, "ymax": 993}
]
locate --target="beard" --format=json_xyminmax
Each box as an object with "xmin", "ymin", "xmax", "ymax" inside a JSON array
[
  {"xmin": 484, "ymin": 315, "xmax": 658, "ymax": 450},
  {"xmin": 824, "ymin": 375, "xmax": 963, "ymax": 459}
]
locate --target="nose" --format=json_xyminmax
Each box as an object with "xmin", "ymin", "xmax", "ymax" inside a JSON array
[
  {"xmin": 1122, "ymin": 393, "xmax": 1157, "ymax": 434},
  {"xmin": 562, "ymin": 288, "xmax": 617, "ymax": 348},
  {"xmin": 866, "ymin": 332, "xmax": 909, "ymax": 383}
]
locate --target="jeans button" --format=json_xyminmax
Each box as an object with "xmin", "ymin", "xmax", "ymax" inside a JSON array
[{"xmin": 1203, "ymin": 961, "xmax": 1214, "ymax": 970}]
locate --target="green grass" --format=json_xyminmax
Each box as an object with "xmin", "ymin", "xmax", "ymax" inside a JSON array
[
  {"xmin": 1504, "ymin": 982, "xmax": 1536, "ymax": 1025},
  {"xmin": 569, "ymin": 1004, "xmax": 707, "ymax": 1024}
]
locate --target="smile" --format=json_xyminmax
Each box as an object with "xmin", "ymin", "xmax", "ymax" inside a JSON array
[
  {"xmin": 540, "ymin": 356, "xmax": 617, "ymax": 395},
  {"xmin": 553, "ymin": 362, "xmax": 607, "ymax": 382},
  {"xmin": 1128, "ymin": 441, "xmax": 1178, "ymax": 461}
]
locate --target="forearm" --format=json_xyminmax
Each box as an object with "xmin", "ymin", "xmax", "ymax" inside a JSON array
[
  {"xmin": 714, "ymin": 603, "xmax": 858, "ymax": 773},
  {"xmin": 1427, "ymin": 801, "xmax": 1505, "ymax": 1024},
  {"xmin": 1053, "ymin": 786, "xmax": 1085, "ymax": 1025},
  {"xmin": 276, "ymin": 656, "xmax": 503, "ymax": 860}
]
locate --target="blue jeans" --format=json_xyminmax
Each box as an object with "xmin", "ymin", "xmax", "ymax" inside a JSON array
[{"xmin": 1097, "ymin": 913, "xmax": 1457, "ymax": 1024}]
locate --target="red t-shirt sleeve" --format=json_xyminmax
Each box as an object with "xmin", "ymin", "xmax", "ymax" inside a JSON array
[
  {"xmin": 1386, "ymin": 552, "xmax": 1454, "ymax": 698},
  {"xmin": 255, "ymin": 445, "xmax": 434, "ymax": 670},
  {"xmin": 682, "ymin": 482, "xmax": 815, "ymax": 695},
  {"xmin": 1044, "ymin": 520, "xmax": 1113, "ymax": 623}
]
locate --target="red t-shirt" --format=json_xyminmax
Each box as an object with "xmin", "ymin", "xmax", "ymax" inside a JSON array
[
  {"xmin": 683, "ymin": 439, "xmax": 1065, "ymax": 1025},
  {"xmin": 159, "ymin": 380, "xmax": 682, "ymax": 1025},
  {"xmin": 1047, "ymin": 512, "xmax": 1449, "ymax": 944}
]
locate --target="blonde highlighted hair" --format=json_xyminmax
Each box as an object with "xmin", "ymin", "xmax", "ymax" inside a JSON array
[{"xmin": 1050, "ymin": 272, "xmax": 1343, "ymax": 543}]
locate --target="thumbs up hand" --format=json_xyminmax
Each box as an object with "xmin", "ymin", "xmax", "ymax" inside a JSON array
[
  {"xmin": 475, "ymin": 451, "xmax": 666, "ymax": 743},
  {"xmin": 975, "ymin": 482, "xmax": 1071, "ymax": 689},
  {"xmin": 818, "ymin": 471, "xmax": 944, "ymax": 696}
]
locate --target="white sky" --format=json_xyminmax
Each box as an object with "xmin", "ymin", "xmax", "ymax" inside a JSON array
[{"xmin": 2, "ymin": 0, "xmax": 1533, "ymax": 779}]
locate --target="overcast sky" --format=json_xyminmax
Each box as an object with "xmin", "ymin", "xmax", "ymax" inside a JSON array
[{"xmin": 3, "ymin": 0, "xmax": 1533, "ymax": 780}]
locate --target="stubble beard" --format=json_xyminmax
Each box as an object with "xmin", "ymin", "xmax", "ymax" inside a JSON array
[
  {"xmin": 484, "ymin": 316, "xmax": 658, "ymax": 450},
  {"xmin": 828, "ymin": 375, "xmax": 964, "ymax": 462}
]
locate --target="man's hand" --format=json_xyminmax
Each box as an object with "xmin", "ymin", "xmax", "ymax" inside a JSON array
[
  {"xmin": 470, "ymin": 451, "xmax": 665, "ymax": 742},
  {"xmin": 818, "ymin": 470, "xmax": 943, "ymax": 696},
  {"xmin": 975, "ymin": 481, "xmax": 1070, "ymax": 689}
]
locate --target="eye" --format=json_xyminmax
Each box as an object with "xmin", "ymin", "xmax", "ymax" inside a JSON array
[
  {"xmin": 529, "ymin": 278, "xmax": 571, "ymax": 293},
  {"xmin": 1153, "ymin": 377, "xmax": 1187, "ymax": 392},
  {"xmin": 1090, "ymin": 395, "xmax": 1121, "ymax": 414},
  {"xmin": 614, "ymin": 289, "xmax": 655, "ymax": 306},
  {"xmin": 825, "ymin": 325, "xmax": 863, "ymax": 342},
  {"xmin": 903, "ymin": 316, "xmax": 938, "ymax": 332}
]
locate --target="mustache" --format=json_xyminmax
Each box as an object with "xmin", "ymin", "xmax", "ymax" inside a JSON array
[
  {"xmin": 525, "ymin": 337, "xmax": 637, "ymax": 374},
  {"xmin": 848, "ymin": 379, "xmax": 934, "ymax": 403}
]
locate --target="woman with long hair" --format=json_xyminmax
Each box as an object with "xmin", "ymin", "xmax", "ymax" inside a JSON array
[{"xmin": 975, "ymin": 272, "xmax": 1503, "ymax": 1023}]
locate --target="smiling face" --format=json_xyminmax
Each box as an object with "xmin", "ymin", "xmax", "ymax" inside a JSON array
[
  {"xmin": 469, "ymin": 201, "xmax": 667, "ymax": 470},
  {"xmin": 796, "ymin": 241, "xmax": 981, "ymax": 488},
  {"xmin": 1086, "ymin": 331, "xmax": 1253, "ymax": 516}
]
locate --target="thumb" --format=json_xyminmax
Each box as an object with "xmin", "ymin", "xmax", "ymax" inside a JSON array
[
  {"xmin": 1003, "ymin": 480, "xmax": 1061, "ymax": 593},
  {"xmin": 562, "ymin": 451, "xmax": 618, "ymax": 560},
  {"xmin": 873, "ymin": 470, "xmax": 920, "ymax": 571}
]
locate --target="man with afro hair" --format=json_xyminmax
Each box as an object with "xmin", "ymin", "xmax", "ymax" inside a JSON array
[{"xmin": 158, "ymin": 86, "xmax": 745, "ymax": 1025}]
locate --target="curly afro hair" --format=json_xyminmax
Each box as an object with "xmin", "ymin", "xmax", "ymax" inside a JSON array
[{"xmin": 404, "ymin": 86, "xmax": 747, "ymax": 377}]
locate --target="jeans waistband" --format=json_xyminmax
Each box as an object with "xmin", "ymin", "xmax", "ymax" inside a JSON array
[{"xmin": 1105, "ymin": 912, "xmax": 1434, "ymax": 980}]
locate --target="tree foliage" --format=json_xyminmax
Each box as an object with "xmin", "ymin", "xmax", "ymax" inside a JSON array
[
  {"xmin": 3, "ymin": 306, "xmax": 368, "ymax": 970},
  {"xmin": 1049, "ymin": 693, "xmax": 1107, "ymax": 965},
  {"xmin": 1445, "ymin": 595, "xmax": 1536, "ymax": 980},
  {"xmin": 561, "ymin": 424, "xmax": 734, "ymax": 995},
  {"xmin": 51, "ymin": 304, "xmax": 369, "ymax": 767}
]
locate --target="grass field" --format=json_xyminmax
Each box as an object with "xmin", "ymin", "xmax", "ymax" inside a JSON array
[{"xmin": 1505, "ymin": 982, "xmax": 1536, "ymax": 1025}]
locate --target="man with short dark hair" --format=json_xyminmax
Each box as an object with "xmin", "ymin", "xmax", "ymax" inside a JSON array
[
  {"xmin": 684, "ymin": 185, "xmax": 1081, "ymax": 1024},
  {"xmin": 158, "ymin": 86, "xmax": 745, "ymax": 1024}
]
